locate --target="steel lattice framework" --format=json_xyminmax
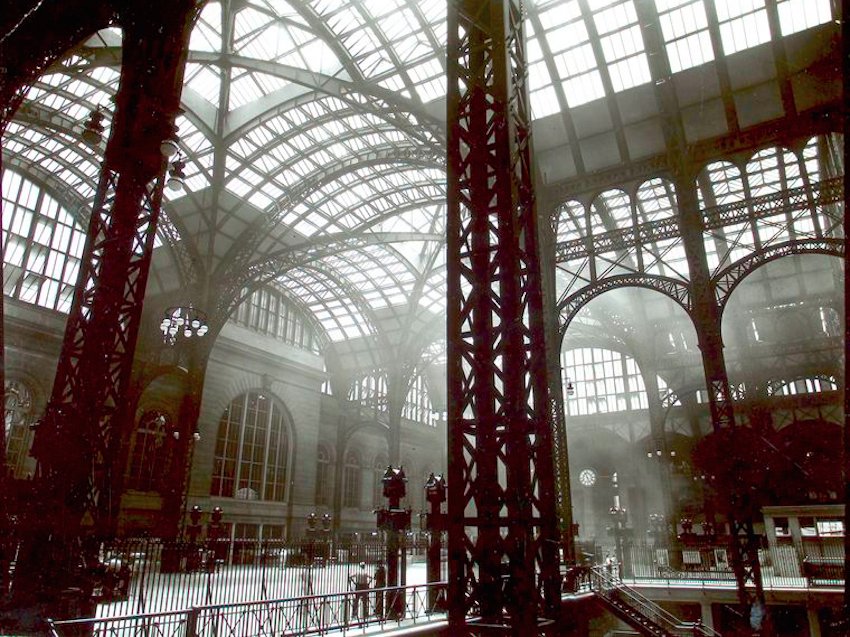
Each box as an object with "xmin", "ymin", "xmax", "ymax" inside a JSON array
[
  {"xmin": 11, "ymin": 4, "xmax": 202, "ymax": 617},
  {"xmin": 446, "ymin": 1, "xmax": 560, "ymax": 634},
  {"xmin": 34, "ymin": 169, "xmax": 164, "ymax": 527}
]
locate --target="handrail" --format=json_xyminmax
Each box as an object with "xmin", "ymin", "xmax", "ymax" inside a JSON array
[
  {"xmin": 49, "ymin": 581, "xmax": 448, "ymax": 637},
  {"xmin": 590, "ymin": 567, "xmax": 722, "ymax": 637}
]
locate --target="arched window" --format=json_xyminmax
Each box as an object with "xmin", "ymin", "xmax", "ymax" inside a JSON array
[
  {"xmin": 211, "ymin": 391, "xmax": 290, "ymax": 502},
  {"xmin": 4, "ymin": 379, "xmax": 35, "ymax": 478},
  {"xmin": 343, "ymin": 449, "xmax": 362, "ymax": 509},
  {"xmin": 315, "ymin": 444, "xmax": 331, "ymax": 506},
  {"xmin": 233, "ymin": 285, "xmax": 321, "ymax": 352},
  {"xmin": 349, "ymin": 371, "xmax": 388, "ymax": 411},
  {"xmin": 561, "ymin": 347, "xmax": 656, "ymax": 416},
  {"xmin": 403, "ymin": 373, "xmax": 436, "ymax": 426},
  {"xmin": 126, "ymin": 410, "xmax": 170, "ymax": 492}
]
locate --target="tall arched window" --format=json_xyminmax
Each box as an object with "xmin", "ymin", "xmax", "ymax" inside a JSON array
[
  {"xmin": 315, "ymin": 444, "xmax": 331, "ymax": 506},
  {"xmin": 403, "ymin": 373, "xmax": 437, "ymax": 426},
  {"xmin": 561, "ymin": 347, "xmax": 654, "ymax": 416},
  {"xmin": 4, "ymin": 379, "xmax": 35, "ymax": 478},
  {"xmin": 211, "ymin": 391, "xmax": 290, "ymax": 502},
  {"xmin": 343, "ymin": 449, "xmax": 362, "ymax": 509},
  {"xmin": 126, "ymin": 410, "xmax": 170, "ymax": 492}
]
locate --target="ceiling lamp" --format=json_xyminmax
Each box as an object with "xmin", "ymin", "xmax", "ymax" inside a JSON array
[
  {"xmin": 81, "ymin": 107, "xmax": 105, "ymax": 144},
  {"xmin": 166, "ymin": 157, "xmax": 186, "ymax": 192},
  {"xmin": 160, "ymin": 306, "xmax": 209, "ymax": 345},
  {"xmin": 160, "ymin": 125, "xmax": 180, "ymax": 158}
]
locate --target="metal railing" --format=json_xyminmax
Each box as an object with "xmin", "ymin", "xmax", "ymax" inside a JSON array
[
  {"xmin": 593, "ymin": 539, "xmax": 846, "ymax": 591},
  {"xmin": 49, "ymin": 581, "xmax": 447, "ymax": 637},
  {"xmin": 74, "ymin": 537, "xmax": 416, "ymax": 619},
  {"xmin": 590, "ymin": 566, "xmax": 721, "ymax": 637}
]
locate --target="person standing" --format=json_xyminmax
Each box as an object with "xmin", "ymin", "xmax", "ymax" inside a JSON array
[{"xmin": 349, "ymin": 562, "xmax": 372, "ymax": 619}]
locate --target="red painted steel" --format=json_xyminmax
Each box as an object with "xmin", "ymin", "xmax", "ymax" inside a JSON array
[{"xmin": 447, "ymin": 1, "xmax": 561, "ymax": 634}]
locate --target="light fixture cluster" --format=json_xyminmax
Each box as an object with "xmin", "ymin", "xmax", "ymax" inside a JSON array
[
  {"xmin": 166, "ymin": 157, "xmax": 186, "ymax": 192},
  {"xmin": 646, "ymin": 449, "xmax": 676, "ymax": 459},
  {"xmin": 82, "ymin": 107, "xmax": 106, "ymax": 144},
  {"xmin": 80, "ymin": 110, "xmax": 187, "ymax": 192},
  {"xmin": 162, "ymin": 123, "xmax": 186, "ymax": 193},
  {"xmin": 160, "ymin": 305, "xmax": 209, "ymax": 344}
]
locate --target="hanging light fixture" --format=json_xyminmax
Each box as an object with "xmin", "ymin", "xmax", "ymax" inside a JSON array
[
  {"xmin": 160, "ymin": 305, "xmax": 209, "ymax": 345},
  {"xmin": 166, "ymin": 156, "xmax": 186, "ymax": 192},
  {"xmin": 160, "ymin": 115, "xmax": 183, "ymax": 158},
  {"xmin": 566, "ymin": 378, "xmax": 575, "ymax": 396},
  {"xmin": 81, "ymin": 107, "xmax": 105, "ymax": 144}
]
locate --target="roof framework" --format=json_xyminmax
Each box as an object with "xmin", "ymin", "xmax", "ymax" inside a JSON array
[{"xmin": 0, "ymin": 0, "xmax": 841, "ymax": 374}]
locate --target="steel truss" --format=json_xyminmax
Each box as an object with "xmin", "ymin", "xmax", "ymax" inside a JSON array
[
  {"xmin": 446, "ymin": 1, "xmax": 561, "ymax": 634},
  {"xmin": 10, "ymin": 3, "xmax": 201, "ymax": 620},
  {"xmin": 34, "ymin": 168, "xmax": 164, "ymax": 530},
  {"xmin": 675, "ymin": 176, "xmax": 768, "ymax": 632}
]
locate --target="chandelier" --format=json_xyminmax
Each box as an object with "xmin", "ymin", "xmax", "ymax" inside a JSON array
[{"xmin": 160, "ymin": 306, "xmax": 209, "ymax": 344}]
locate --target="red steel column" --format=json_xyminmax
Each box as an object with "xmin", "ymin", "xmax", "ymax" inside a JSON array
[
  {"xmin": 11, "ymin": 1, "xmax": 201, "ymax": 622},
  {"xmin": 447, "ymin": 1, "xmax": 561, "ymax": 634}
]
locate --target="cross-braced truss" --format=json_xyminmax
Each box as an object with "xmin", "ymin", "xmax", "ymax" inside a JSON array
[{"xmin": 446, "ymin": 1, "xmax": 560, "ymax": 634}]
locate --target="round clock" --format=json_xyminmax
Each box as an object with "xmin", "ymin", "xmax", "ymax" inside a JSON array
[{"xmin": 579, "ymin": 468, "xmax": 597, "ymax": 487}]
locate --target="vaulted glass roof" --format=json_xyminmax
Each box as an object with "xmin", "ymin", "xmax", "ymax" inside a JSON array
[{"xmin": 1, "ymin": 0, "xmax": 838, "ymax": 362}]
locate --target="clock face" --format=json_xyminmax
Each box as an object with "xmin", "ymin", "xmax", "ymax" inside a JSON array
[{"xmin": 579, "ymin": 468, "xmax": 597, "ymax": 487}]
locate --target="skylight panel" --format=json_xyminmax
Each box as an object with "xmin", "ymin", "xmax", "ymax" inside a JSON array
[
  {"xmin": 344, "ymin": 28, "xmax": 383, "ymax": 63},
  {"xmin": 377, "ymin": 8, "xmax": 418, "ymax": 42},
  {"xmin": 190, "ymin": 2, "xmax": 222, "ymax": 53},
  {"xmin": 636, "ymin": 178, "xmax": 677, "ymax": 223},
  {"xmin": 228, "ymin": 71, "xmax": 267, "ymax": 109},
  {"xmin": 539, "ymin": 0, "xmax": 582, "ymax": 27},
  {"xmin": 562, "ymin": 71, "xmax": 606, "ymax": 107},
  {"xmin": 530, "ymin": 86, "xmax": 561, "ymax": 119},
  {"xmin": 555, "ymin": 200, "xmax": 586, "ymax": 242},
  {"xmin": 714, "ymin": 0, "xmax": 771, "ymax": 55},
  {"xmin": 379, "ymin": 73, "xmax": 407, "ymax": 94},
  {"xmin": 536, "ymin": 4, "xmax": 603, "ymax": 109},
  {"xmin": 656, "ymin": 0, "xmax": 714, "ymax": 72},
  {"xmin": 593, "ymin": 1, "xmax": 638, "ymax": 35},
  {"xmin": 184, "ymin": 64, "xmax": 221, "ymax": 104},
  {"xmin": 776, "ymin": 0, "xmax": 833, "ymax": 36},
  {"xmin": 393, "ymin": 34, "xmax": 434, "ymax": 63},
  {"xmin": 592, "ymin": 2, "xmax": 652, "ymax": 91},
  {"xmin": 329, "ymin": 5, "xmax": 368, "ymax": 36},
  {"xmin": 408, "ymin": 57, "xmax": 445, "ymax": 104},
  {"xmin": 528, "ymin": 60, "xmax": 553, "ymax": 93},
  {"xmin": 607, "ymin": 52, "xmax": 651, "ymax": 91}
]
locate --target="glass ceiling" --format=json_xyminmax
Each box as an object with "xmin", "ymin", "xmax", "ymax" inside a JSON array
[{"xmin": 1, "ymin": 0, "xmax": 837, "ymax": 354}]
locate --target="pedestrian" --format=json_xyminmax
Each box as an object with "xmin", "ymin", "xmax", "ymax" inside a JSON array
[
  {"xmin": 604, "ymin": 554, "xmax": 614, "ymax": 579},
  {"xmin": 374, "ymin": 564, "xmax": 386, "ymax": 617},
  {"xmin": 349, "ymin": 561, "xmax": 372, "ymax": 619}
]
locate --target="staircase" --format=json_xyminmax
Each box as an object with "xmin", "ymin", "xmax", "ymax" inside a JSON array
[{"xmin": 589, "ymin": 566, "xmax": 722, "ymax": 637}]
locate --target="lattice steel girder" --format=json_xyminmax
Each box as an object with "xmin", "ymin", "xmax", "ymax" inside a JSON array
[
  {"xmin": 447, "ymin": 1, "xmax": 561, "ymax": 634},
  {"xmin": 675, "ymin": 176, "xmax": 768, "ymax": 624},
  {"xmin": 555, "ymin": 177, "xmax": 843, "ymax": 263},
  {"xmin": 31, "ymin": 2, "xmax": 200, "ymax": 539}
]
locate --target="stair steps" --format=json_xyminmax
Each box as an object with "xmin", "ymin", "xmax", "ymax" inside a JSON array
[{"xmin": 589, "ymin": 566, "xmax": 722, "ymax": 637}]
